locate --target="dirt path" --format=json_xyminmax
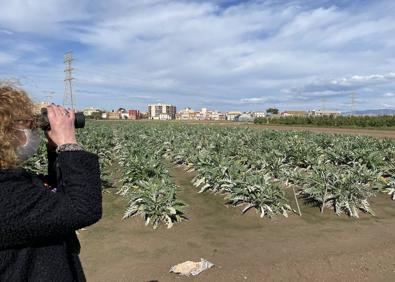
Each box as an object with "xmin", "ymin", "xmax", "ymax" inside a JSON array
[{"xmin": 79, "ymin": 164, "xmax": 395, "ymax": 282}]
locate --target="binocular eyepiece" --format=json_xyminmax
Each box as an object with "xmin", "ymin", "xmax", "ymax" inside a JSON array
[{"xmin": 38, "ymin": 108, "xmax": 85, "ymax": 130}]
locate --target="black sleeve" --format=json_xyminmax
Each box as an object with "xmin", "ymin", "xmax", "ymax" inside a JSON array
[
  {"xmin": 0, "ymin": 151, "xmax": 102, "ymax": 249},
  {"xmin": 46, "ymin": 144, "xmax": 58, "ymax": 188}
]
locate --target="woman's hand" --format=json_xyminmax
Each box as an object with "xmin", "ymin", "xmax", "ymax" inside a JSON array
[{"xmin": 46, "ymin": 105, "xmax": 77, "ymax": 146}]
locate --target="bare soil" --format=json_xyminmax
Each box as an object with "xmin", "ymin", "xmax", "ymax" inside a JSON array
[{"xmin": 79, "ymin": 164, "xmax": 395, "ymax": 282}]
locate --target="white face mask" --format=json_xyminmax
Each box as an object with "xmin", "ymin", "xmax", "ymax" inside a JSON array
[{"xmin": 15, "ymin": 129, "xmax": 41, "ymax": 162}]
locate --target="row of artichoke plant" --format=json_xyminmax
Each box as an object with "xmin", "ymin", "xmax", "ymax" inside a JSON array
[
  {"xmin": 112, "ymin": 126, "xmax": 187, "ymax": 229},
  {"xmin": 24, "ymin": 121, "xmax": 395, "ymax": 220},
  {"xmin": 130, "ymin": 123, "xmax": 395, "ymax": 218}
]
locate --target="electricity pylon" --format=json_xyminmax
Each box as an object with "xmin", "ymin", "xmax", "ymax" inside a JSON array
[{"xmin": 63, "ymin": 51, "xmax": 75, "ymax": 109}]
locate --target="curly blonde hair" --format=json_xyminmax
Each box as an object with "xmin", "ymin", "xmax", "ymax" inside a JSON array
[{"xmin": 0, "ymin": 85, "xmax": 35, "ymax": 169}]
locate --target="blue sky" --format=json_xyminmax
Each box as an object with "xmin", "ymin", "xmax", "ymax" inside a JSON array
[{"xmin": 0, "ymin": 0, "xmax": 394, "ymax": 112}]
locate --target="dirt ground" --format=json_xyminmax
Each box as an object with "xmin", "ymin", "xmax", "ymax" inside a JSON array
[{"xmin": 79, "ymin": 162, "xmax": 395, "ymax": 282}]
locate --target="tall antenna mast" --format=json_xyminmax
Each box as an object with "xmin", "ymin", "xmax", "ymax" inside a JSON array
[{"xmin": 63, "ymin": 51, "xmax": 75, "ymax": 109}]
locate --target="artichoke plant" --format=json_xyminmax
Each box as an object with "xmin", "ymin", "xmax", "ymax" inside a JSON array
[
  {"xmin": 27, "ymin": 120, "xmax": 395, "ymax": 223},
  {"xmin": 123, "ymin": 179, "xmax": 187, "ymax": 229}
]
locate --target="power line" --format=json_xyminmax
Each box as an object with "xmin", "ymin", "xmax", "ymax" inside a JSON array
[{"xmin": 63, "ymin": 51, "xmax": 75, "ymax": 109}]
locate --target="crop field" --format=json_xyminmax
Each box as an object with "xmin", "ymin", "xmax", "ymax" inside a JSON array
[
  {"xmin": 26, "ymin": 121, "xmax": 395, "ymax": 223},
  {"xmin": 24, "ymin": 122, "xmax": 395, "ymax": 281}
]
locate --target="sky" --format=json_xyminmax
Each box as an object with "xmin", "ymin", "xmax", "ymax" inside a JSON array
[{"xmin": 0, "ymin": 0, "xmax": 394, "ymax": 112}]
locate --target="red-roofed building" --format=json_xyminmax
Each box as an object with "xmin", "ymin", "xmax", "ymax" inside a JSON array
[{"xmin": 128, "ymin": 110, "xmax": 141, "ymax": 120}]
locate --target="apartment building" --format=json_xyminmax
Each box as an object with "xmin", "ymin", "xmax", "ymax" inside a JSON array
[{"xmin": 148, "ymin": 103, "xmax": 177, "ymax": 120}]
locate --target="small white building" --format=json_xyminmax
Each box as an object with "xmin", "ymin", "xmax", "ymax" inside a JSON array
[
  {"xmin": 237, "ymin": 113, "xmax": 254, "ymax": 122},
  {"xmin": 120, "ymin": 112, "xmax": 129, "ymax": 119},
  {"xmin": 159, "ymin": 113, "xmax": 172, "ymax": 120},
  {"xmin": 281, "ymin": 111, "xmax": 307, "ymax": 117},
  {"xmin": 253, "ymin": 112, "xmax": 266, "ymax": 118},
  {"xmin": 226, "ymin": 111, "xmax": 242, "ymax": 121},
  {"xmin": 83, "ymin": 107, "xmax": 101, "ymax": 117},
  {"xmin": 178, "ymin": 107, "xmax": 195, "ymax": 120},
  {"xmin": 210, "ymin": 111, "xmax": 226, "ymax": 121},
  {"xmin": 309, "ymin": 110, "xmax": 341, "ymax": 117}
]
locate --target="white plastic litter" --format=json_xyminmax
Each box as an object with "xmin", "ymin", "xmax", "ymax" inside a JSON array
[{"xmin": 169, "ymin": 258, "xmax": 214, "ymax": 276}]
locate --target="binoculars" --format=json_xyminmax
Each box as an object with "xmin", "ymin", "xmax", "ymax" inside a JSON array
[{"xmin": 38, "ymin": 108, "xmax": 86, "ymax": 130}]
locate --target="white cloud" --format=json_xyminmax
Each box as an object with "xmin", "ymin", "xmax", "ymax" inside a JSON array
[
  {"xmin": 0, "ymin": 0, "xmax": 89, "ymax": 34},
  {"xmin": 0, "ymin": 52, "xmax": 17, "ymax": 64},
  {"xmin": 381, "ymin": 103, "xmax": 394, "ymax": 108},
  {"xmin": 0, "ymin": 29, "xmax": 13, "ymax": 35},
  {"xmin": 331, "ymin": 73, "xmax": 395, "ymax": 86},
  {"xmin": 240, "ymin": 97, "xmax": 267, "ymax": 104},
  {"xmin": 290, "ymin": 72, "xmax": 395, "ymax": 95},
  {"xmin": 0, "ymin": 0, "xmax": 394, "ymax": 111}
]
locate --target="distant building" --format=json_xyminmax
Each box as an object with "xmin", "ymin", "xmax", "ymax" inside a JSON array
[
  {"xmin": 226, "ymin": 111, "xmax": 242, "ymax": 121},
  {"xmin": 140, "ymin": 112, "xmax": 149, "ymax": 119},
  {"xmin": 148, "ymin": 103, "xmax": 177, "ymax": 120},
  {"xmin": 178, "ymin": 107, "xmax": 196, "ymax": 120},
  {"xmin": 120, "ymin": 112, "xmax": 129, "ymax": 119},
  {"xmin": 253, "ymin": 112, "xmax": 266, "ymax": 118},
  {"xmin": 159, "ymin": 113, "xmax": 173, "ymax": 120},
  {"xmin": 107, "ymin": 112, "xmax": 121, "ymax": 120},
  {"xmin": 201, "ymin": 108, "xmax": 208, "ymax": 119},
  {"xmin": 128, "ymin": 110, "xmax": 141, "ymax": 120},
  {"xmin": 176, "ymin": 107, "xmax": 227, "ymax": 121},
  {"xmin": 237, "ymin": 113, "xmax": 254, "ymax": 122},
  {"xmin": 210, "ymin": 111, "xmax": 226, "ymax": 121},
  {"xmin": 83, "ymin": 107, "xmax": 101, "ymax": 117},
  {"xmin": 309, "ymin": 110, "xmax": 341, "ymax": 117},
  {"xmin": 196, "ymin": 111, "xmax": 206, "ymax": 120},
  {"xmin": 281, "ymin": 111, "xmax": 307, "ymax": 117}
]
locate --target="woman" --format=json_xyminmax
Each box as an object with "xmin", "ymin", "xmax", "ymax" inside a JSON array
[{"xmin": 0, "ymin": 85, "xmax": 102, "ymax": 281}]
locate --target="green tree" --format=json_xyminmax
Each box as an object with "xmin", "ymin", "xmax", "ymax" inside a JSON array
[
  {"xmin": 91, "ymin": 112, "xmax": 103, "ymax": 120},
  {"xmin": 266, "ymin": 108, "xmax": 279, "ymax": 115}
]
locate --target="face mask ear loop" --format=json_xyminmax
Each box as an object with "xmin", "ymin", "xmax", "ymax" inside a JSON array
[
  {"xmin": 14, "ymin": 129, "xmax": 41, "ymax": 162},
  {"xmin": 13, "ymin": 127, "xmax": 28, "ymax": 147}
]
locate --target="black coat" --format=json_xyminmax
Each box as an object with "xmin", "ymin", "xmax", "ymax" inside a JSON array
[{"xmin": 0, "ymin": 150, "xmax": 102, "ymax": 281}]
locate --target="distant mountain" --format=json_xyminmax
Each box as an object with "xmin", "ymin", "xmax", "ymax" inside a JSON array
[{"xmin": 343, "ymin": 109, "xmax": 395, "ymax": 116}]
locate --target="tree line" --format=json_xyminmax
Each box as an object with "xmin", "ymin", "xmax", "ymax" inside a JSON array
[{"xmin": 254, "ymin": 115, "xmax": 395, "ymax": 127}]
